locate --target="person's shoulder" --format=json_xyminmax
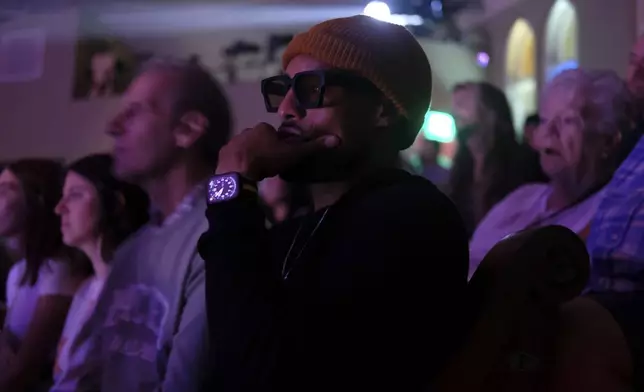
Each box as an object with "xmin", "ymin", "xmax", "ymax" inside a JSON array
[
  {"xmin": 7, "ymin": 259, "xmax": 25, "ymax": 276},
  {"xmin": 471, "ymin": 183, "xmax": 549, "ymax": 231},
  {"xmin": 43, "ymin": 258, "xmax": 74, "ymax": 277},
  {"xmin": 73, "ymin": 275, "xmax": 98, "ymax": 298},
  {"xmin": 168, "ymin": 197, "xmax": 209, "ymax": 239},
  {"xmin": 353, "ymin": 172, "xmax": 469, "ymax": 275},
  {"xmin": 509, "ymin": 182, "xmax": 550, "ymax": 197},
  {"xmin": 36, "ymin": 259, "xmax": 82, "ymax": 295},
  {"xmin": 6, "ymin": 259, "xmax": 25, "ymax": 288},
  {"xmin": 370, "ymin": 171, "xmax": 450, "ymax": 204},
  {"xmin": 109, "ymin": 231, "xmax": 142, "ymax": 265},
  {"xmin": 117, "ymin": 221, "xmax": 153, "ymax": 249},
  {"xmin": 101, "ymin": 226, "xmax": 152, "ymax": 280},
  {"xmin": 358, "ymin": 171, "xmax": 464, "ymax": 226}
]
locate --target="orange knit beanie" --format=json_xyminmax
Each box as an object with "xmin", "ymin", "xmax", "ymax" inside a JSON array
[{"xmin": 282, "ymin": 15, "xmax": 432, "ymax": 149}]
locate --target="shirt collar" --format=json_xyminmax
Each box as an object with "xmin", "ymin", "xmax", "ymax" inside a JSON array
[{"xmin": 149, "ymin": 181, "xmax": 206, "ymax": 227}]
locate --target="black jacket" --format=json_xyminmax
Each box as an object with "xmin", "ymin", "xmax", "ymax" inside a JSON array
[{"xmin": 199, "ymin": 169, "xmax": 469, "ymax": 391}]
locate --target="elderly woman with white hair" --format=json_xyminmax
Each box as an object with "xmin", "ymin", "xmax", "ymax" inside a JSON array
[{"xmin": 468, "ymin": 68, "xmax": 632, "ymax": 277}]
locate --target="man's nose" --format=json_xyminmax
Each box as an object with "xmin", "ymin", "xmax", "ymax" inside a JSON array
[
  {"xmin": 107, "ymin": 112, "xmax": 125, "ymax": 137},
  {"xmin": 278, "ymin": 89, "xmax": 305, "ymax": 120},
  {"xmin": 54, "ymin": 200, "xmax": 66, "ymax": 216}
]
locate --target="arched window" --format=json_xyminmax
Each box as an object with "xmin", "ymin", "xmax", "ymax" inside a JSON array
[
  {"xmin": 545, "ymin": 0, "xmax": 579, "ymax": 81},
  {"xmin": 505, "ymin": 18, "xmax": 537, "ymax": 133}
]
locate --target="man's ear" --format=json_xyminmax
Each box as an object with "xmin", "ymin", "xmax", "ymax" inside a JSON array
[
  {"xmin": 371, "ymin": 100, "xmax": 412, "ymax": 150},
  {"xmin": 611, "ymin": 131, "xmax": 623, "ymax": 150},
  {"xmin": 603, "ymin": 130, "xmax": 623, "ymax": 159},
  {"xmin": 374, "ymin": 100, "xmax": 397, "ymax": 128},
  {"xmin": 174, "ymin": 111, "xmax": 209, "ymax": 149}
]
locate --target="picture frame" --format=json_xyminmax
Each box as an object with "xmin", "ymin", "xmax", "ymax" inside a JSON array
[{"xmin": 72, "ymin": 38, "xmax": 143, "ymax": 100}]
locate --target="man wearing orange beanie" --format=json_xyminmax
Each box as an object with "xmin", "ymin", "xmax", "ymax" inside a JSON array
[{"xmin": 199, "ymin": 15, "xmax": 468, "ymax": 391}]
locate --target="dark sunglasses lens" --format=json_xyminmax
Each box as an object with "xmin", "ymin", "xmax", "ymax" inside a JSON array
[
  {"xmin": 264, "ymin": 78, "xmax": 290, "ymax": 110},
  {"xmin": 293, "ymin": 73, "xmax": 323, "ymax": 108}
]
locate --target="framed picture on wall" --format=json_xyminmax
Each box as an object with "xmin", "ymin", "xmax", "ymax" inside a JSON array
[
  {"xmin": 72, "ymin": 38, "xmax": 148, "ymax": 100},
  {"xmin": 214, "ymin": 34, "xmax": 294, "ymax": 85}
]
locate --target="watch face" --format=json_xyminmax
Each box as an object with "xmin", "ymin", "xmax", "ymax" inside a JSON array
[{"xmin": 208, "ymin": 175, "xmax": 238, "ymax": 203}]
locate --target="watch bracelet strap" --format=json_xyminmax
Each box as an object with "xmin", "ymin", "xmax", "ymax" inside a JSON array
[
  {"xmin": 242, "ymin": 182, "xmax": 258, "ymax": 195},
  {"xmin": 239, "ymin": 175, "xmax": 259, "ymax": 196}
]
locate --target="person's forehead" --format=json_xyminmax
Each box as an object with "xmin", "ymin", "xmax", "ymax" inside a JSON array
[
  {"xmin": 284, "ymin": 55, "xmax": 332, "ymax": 76},
  {"xmin": 0, "ymin": 169, "xmax": 18, "ymax": 185},
  {"xmin": 124, "ymin": 70, "xmax": 181, "ymax": 105},
  {"xmin": 452, "ymin": 87, "xmax": 477, "ymax": 107},
  {"xmin": 542, "ymin": 86, "xmax": 582, "ymax": 113},
  {"xmin": 64, "ymin": 171, "xmax": 94, "ymax": 189}
]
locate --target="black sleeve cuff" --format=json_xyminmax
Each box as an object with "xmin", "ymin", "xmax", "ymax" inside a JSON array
[{"xmin": 205, "ymin": 194, "xmax": 265, "ymax": 231}]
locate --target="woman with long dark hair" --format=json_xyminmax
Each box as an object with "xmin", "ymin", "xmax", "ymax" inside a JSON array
[
  {"xmin": 51, "ymin": 153, "xmax": 149, "ymax": 391},
  {"xmin": 0, "ymin": 159, "xmax": 84, "ymax": 391},
  {"xmin": 447, "ymin": 82, "xmax": 544, "ymax": 236},
  {"xmin": 0, "ymin": 164, "xmax": 13, "ymax": 326},
  {"xmin": 0, "ymin": 241, "xmax": 13, "ymax": 324}
]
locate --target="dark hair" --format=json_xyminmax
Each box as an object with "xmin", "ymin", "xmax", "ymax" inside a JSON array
[
  {"xmin": 448, "ymin": 82, "xmax": 530, "ymax": 234},
  {"xmin": 67, "ymin": 154, "xmax": 150, "ymax": 262},
  {"xmin": 138, "ymin": 58, "xmax": 233, "ymax": 166},
  {"xmin": 0, "ymin": 242, "xmax": 13, "ymax": 303},
  {"xmin": 6, "ymin": 159, "xmax": 68, "ymax": 286},
  {"xmin": 524, "ymin": 113, "xmax": 540, "ymax": 128}
]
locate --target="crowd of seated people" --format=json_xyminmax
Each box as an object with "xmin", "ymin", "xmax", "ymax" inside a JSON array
[
  {"xmin": 1, "ymin": 14, "xmax": 644, "ymax": 392},
  {"xmin": 0, "ymin": 157, "xmax": 148, "ymax": 391}
]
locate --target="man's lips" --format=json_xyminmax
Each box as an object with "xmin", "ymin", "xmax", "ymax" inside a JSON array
[
  {"xmin": 543, "ymin": 147, "xmax": 561, "ymax": 156},
  {"xmin": 113, "ymin": 145, "xmax": 128, "ymax": 156},
  {"xmin": 277, "ymin": 125, "xmax": 307, "ymax": 143},
  {"xmin": 277, "ymin": 124, "xmax": 301, "ymax": 135}
]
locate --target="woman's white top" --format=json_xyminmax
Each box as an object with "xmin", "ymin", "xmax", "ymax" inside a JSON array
[
  {"xmin": 51, "ymin": 273, "xmax": 108, "ymax": 391},
  {"xmin": 469, "ymin": 183, "xmax": 604, "ymax": 278},
  {"xmin": 5, "ymin": 259, "xmax": 80, "ymax": 343}
]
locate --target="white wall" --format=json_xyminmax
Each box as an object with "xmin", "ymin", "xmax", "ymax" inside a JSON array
[
  {"xmin": 638, "ymin": 0, "xmax": 644, "ymax": 36},
  {"xmin": 0, "ymin": 7, "xmax": 286, "ymax": 162},
  {"xmin": 0, "ymin": 3, "xmax": 484, "ymax": 161}
]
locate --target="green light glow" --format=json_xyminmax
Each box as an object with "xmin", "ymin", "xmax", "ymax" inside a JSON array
[{"xmin": 420, "ymin": 110, "xmax": 456, "ymax": 143}]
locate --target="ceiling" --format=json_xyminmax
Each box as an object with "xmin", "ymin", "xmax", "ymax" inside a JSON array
[{"xmin": 0, "ymin": 0, "xmax": 367, "ymax": 25}]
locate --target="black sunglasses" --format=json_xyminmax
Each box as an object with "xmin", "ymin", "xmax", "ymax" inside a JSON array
[{"xmin": 260, "ymin": 69, "xmax": 379, "ymax": 113}]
